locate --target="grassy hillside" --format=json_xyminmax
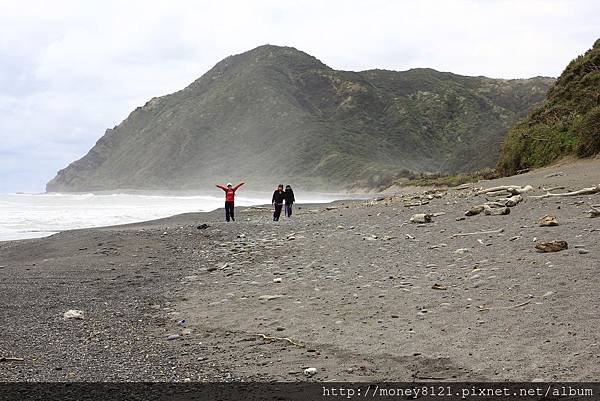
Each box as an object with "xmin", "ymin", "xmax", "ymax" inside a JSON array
[
  {"xmin": 498, "ymin": 39, "xmax": 600, "ymax": 175},
  {"xmin": 47, "ymin": 45, "xmax": 553, "ymax": 192}
]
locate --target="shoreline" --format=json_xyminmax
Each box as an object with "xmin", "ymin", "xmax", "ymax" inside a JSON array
[
  {"xmin": 1, "ymin": 159, "xmax": 599, "ymax": 381},
  {"xmin": 0, "ymin": 191, "xmax": 365, "ymax": 242}
]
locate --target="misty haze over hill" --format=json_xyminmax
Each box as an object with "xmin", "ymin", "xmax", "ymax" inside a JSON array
[{"xmin": 46, "ymin": 45, "xmax": 554, "ymax": 192}]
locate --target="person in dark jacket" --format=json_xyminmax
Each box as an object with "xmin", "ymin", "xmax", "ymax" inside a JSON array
[
  {"xmin": 272, "ymin": 184, "xmax": 285, "ymax": 221},
  {"xmin": 284, "ymin": 185, "xmax": 295, "ymax": 218},
  {"xmin": 216, "ymin": 182, "xmax": 244, "ymax": 222}
]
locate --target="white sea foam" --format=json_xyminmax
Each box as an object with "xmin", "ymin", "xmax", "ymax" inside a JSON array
[{"xmin": 0, "ymin": 191, "xmax": 345, "ymax": 241}]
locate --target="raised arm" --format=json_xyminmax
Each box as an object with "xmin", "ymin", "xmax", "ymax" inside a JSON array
[
  {"xmin": 232, "ymin": 182, "xmax": 245, "ymax": 191},
  {"xmin": 216, "ymin": 184, "xmax": 227, "ymax": 191}
]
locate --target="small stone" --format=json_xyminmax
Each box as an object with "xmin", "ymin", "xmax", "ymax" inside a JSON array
[
  {"xmin": 579, "ymin": 249, "xmax": 590, "ymax": 254},
  {"xmin": 454, "ymin": 248, "xmax": 470, "ymax": 255},
  {"xmin": 535, "ymin": 240, "xmax": 568, "ymax": 253},
  {"xmin": 63, "ymin": 310, "xmax": 84, "ymax": 320},
  {"xmin": 166, "ymin": 334, "xmax": 180, "ymax": 341},
  {"xmin": 276, "ymin": 326, "xmax": 285, "ymax": 331},
  {"xmin": 303, "ymin": 367, "xmax": 318, "ymax": 376},
  {"xmin": 410, "ymin": 213, "xmax": 433, "ymax": 224},
  {"xmin": 539, "ymin": 215, "xmax": 559, "ymax": 227},
  {"xmin": 273, "ymin": 278, "xmax": 282, "ymax": 283},
  {"xmin": 206, "ymin": 266, "xmax": 218, "ymax": 272},
  {"xmin": 258, "ymin": 295, "xmax": 283, "ymax": 301}
]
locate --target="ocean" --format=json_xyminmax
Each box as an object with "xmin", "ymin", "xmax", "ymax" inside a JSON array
[{"xmin": 0, "ymin": 192, "xmax": 342, "ymax": 242}]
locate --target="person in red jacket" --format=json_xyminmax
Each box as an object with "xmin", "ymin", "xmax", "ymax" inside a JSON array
[{"xmin": 216, "ymin": 182, "xmax": 245, "ymax": 222}]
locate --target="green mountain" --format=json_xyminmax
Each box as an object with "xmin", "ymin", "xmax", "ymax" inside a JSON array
[
  {"xmin": 498, "ymin": 39, "xmax": 600, "ymax": 175},
  {"xmin": 47, "ymin": 45, "xmax": 553, "ymax": 192}
]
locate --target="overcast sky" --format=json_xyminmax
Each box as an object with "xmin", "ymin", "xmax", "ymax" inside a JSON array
[{"xmin": 0, "ymin": 0, "xmax": 598, "ymax": 192}]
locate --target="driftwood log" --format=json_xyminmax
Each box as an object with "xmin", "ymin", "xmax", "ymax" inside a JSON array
[
  {"xmin": 499, "ymin": 195, "xmax": 523, "ymax": 207},
  {"xmin": 466, "ymin": 204, "xmax": 510, "ymax": 216},
  {"xmin": 477, "ymin": 185, "xmax": 532, "ymax": 195},
  {"xmin": 451, "ymin": 228, "xmax": 504, "ymax": 238},
  {"xmin": 530, "ymin": 185, "xmax": 600, "ymax": 199},
  {"xmin": 542, "ymin": 186, "xmax": 566, "ymax": 192},
  {"xmin": 466, "ymin": 194, "xmax": 521, "ymax": 216},
  {"xmin": 410, "ymin": 213, "xmax": 433, "ymax": 223}
]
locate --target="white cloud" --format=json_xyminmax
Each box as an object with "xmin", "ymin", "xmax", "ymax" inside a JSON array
[{"xmin": 0, "ymin": 0, "xmax": 598, "ymax": 191}]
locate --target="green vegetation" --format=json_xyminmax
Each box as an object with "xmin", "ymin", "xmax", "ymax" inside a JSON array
[
  {"xmin": 497, "ymin": 39, "xmax": 600, "ymax": 175},
  {"xmin": 47, "ymin": 45, "xmax": 553, "ymax": 192},
  {"xmin": 400, "ymin": 168, "xmax": 499, "ymax": 187}
]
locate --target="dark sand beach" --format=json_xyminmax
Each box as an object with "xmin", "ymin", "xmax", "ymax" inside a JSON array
[{"xmin": 1, "ymin": 159, "xmax": 599, "ymax": 382}]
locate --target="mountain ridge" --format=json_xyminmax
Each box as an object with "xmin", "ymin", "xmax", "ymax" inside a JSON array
[{"xmin": 47, "ymin": 45, "xmax": 554, "ymax": 192}]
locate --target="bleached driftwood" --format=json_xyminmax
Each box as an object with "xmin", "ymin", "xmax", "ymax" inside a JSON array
[
  {"xmin": 465, "ymin": 205, "xmax": 486, "ymax": 216},
  {"xmin": 485, "ymin": 206, "xmax": 510, "ymax": 215},
  {"xmin": 478, "ymin": 300, "xmax": 531, "ymax": 311},
  {"xmin": 410, "ymin": 213, "xmax": 433, "ymax": 223},
  {"xmin": 404, "ymin": 201, "xmax": 429, "ymax": 207},
  {"xmin": 466, "ymin": 203, "xmax": 510, "ymax": 216},
  {"xmin": 542, "ymin": 186, "xmax": 566, "ymax": 192},
  {"xmin": 466, "ymin": 194, "xmax": 521, "ymax": 217},
  {"xmin": 0, "ymin": 357, "xmax": 24, "ymax": 362},
  {"xmin": 454, "ymin": 184, "xmax": 472, "ymax": 191},
  {"xmin": 498, "ymin": 195, "xmax": 523, "ymax": 207},
  {"xmin": 530, "ymin": 185, "xmax": 600, "ymax": 199},
  {"xmin": 255, "ymin": 333, "xmax": 304, "ymax": 348},
  {"xmin": 451, "ymin": 228, "xmax": 504, "ymax": 238},
  {"xmin": 477, "ymin": 185, "xmax": 532, "ymax": 195}
]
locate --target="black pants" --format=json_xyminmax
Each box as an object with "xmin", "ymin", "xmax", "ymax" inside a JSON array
[
  {"xmin": 273, "ymin": 203, "xmax": 283, "ymax": 221},
  {"xmin": 285, "ymin": 202, "xmax": 293, "ymax": 217},
  {"xmin": 225, "ymin": 201, "xmax": 235, "ymax": 222}
]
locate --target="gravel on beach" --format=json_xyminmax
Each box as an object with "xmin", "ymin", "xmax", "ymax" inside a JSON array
[{"xmin": 1, "ymin": 159, "xmax": 599, "ymax": 382}]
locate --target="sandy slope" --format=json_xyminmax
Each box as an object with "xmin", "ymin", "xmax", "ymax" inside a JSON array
[{"xmin": 1, "ymin": 158, "xmax": 599, "ymax": 382}]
